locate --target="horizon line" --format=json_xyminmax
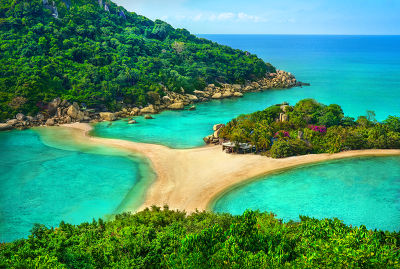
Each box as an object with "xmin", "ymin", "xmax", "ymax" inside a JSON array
[{"xmin": 195, "ymin": 33, "xmax": 400, "ymax": 36}]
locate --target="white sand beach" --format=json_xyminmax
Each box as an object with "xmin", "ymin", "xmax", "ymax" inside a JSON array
[{"xmin": 60, "ymin": 122, "xmax": 400, "ymax": 213}]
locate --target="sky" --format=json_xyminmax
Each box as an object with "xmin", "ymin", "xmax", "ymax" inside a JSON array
[{"xmin": 112, "ymin": 0, "xmax": 400, "ymax": 35}]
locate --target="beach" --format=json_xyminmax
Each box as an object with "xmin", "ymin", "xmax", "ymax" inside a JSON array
[{"xmin": 56, "ymin": 123, "xmax": 400, "ymax": 213}]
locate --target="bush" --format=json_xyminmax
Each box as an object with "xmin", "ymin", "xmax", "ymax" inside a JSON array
[{"xmin": 270, "ymin": 139, "xmax": 311, "ymax": 158}]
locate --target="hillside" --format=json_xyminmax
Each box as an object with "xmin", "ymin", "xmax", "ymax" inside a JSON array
[
  {"xmin": 0, "ymin": 0, "xmax": 275, "ymax": 121},
  {"xmin": 1, "ymin": 207, "xmax": 399, "ymax": 268}
]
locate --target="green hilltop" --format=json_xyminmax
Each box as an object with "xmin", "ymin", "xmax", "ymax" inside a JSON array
[{"xmin": 0, "ymin": 0, "xmax": 275, "ymax": 121}]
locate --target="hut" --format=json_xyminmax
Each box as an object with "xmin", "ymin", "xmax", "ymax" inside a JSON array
[{"xmin": 222, "ymin": 142, "xmax": 255, "ymax": 154}]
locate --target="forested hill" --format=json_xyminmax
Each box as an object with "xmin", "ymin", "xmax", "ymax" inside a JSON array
[{"xmin": 0, "ymin": 0, "xmax": 275, "ymax": 121}]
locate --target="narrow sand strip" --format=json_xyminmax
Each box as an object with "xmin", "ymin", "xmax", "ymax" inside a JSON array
[{"xmin": 59, "ymin": 123, "xmax": 400, "ymax": 213}]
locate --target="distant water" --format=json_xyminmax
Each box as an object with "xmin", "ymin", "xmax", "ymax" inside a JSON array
[
  {"xmin": 0, "ymin": 129, "xmax": 153, "ymax": 242},
  {"xmin": 94, "ymin": 35, "xmax": 400, "ymax": 148},
  {"xmin": 213, "ymin": 156, "xmax": 400, "ymax": 231}
]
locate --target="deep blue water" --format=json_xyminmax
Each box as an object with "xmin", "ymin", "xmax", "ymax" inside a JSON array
[
  {"xmin": 213, "ymin": 156, "xmax": 400, "ymax": 232},
  {"xmin": 94, "ymin": 35, "xmax": 400, "ymax": 148}
]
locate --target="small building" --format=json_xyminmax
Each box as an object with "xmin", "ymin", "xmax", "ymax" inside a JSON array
[{"xmin": 222, "ymin": 141, "xmax": 255, "ymax": 154}]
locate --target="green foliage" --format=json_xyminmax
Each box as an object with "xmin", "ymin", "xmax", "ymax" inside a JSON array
[
  {"xmin": 0, "ymin": 0, "xmax": 275, "ymax": 121},
  {"xmin": 1, "ymin": 207, "xmax": 399, "ymax": 268},
  {"xmin": 220, "ymin": 99, "xmax": 400, "ymax": 158},
  {"xmin": 270, "ymin": 139, "xmax": 311, "ymax": 158}
]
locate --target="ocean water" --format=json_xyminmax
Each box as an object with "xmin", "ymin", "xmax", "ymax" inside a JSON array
[
  {"xmin": 0, "ymin": 129, "xmax": 153, "ymax": 242},
  {"xmin": 93, "ymin": 35, "xmax": 400, "ymax": 149},
  {"xmin": 213, "ymin": 156, "xmax": 400, "ymax": 231}
]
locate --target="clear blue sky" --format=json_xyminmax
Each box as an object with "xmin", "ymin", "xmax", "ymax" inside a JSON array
[{"xmin": 113, "ymin": 0, "xmax": 400, "ymax": 35}]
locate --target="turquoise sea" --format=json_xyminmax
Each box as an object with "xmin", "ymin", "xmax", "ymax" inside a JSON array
[
  {"xmin": 213, "ymin": 157, "xmax": 400, "ymax": 232},
  {"xmin": 1, "ymin": 35, "xmax": 400, "ymax": 241},
  {"xmin": 93, "ymin": 35, "xmax": 400, "ymax": 148},
  {"xmin": 0, "ymin": 129, "xmax": 154, "ymax": 242}
]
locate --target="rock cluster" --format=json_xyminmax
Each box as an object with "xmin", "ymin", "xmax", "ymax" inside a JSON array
[
  {"xmin": 0, "ymin": 70, "xmax": 308, "ymax": 131},
  {"xmin": 203, "ymin": 124, "xmax": 225, "ymax": 144}
]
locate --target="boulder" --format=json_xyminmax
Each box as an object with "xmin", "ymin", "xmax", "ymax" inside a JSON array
[
  {"xmin": 233, "ymin": 92, "xmax": 243, "ymax": 97},
  {"xmin": 168, "ymin": 102, "xmax": 184, "ymax": 110},
  {"xmin": 48, "ymin": 98, "xmax": 61, "ymax": 115},
  {"xmin": 26, "ymin": 116, "xmax": 35, "ymax": 122},
  {"xmin": 36, "ymin": 113, "xmax": 45, "ymax": 121},
  {"xmin": 65, "ymin": 116, "xmax": 72, "ymax": 124},
  {"xmin": 72, "ymin": 102, "xmax": 80, "ymax": 110},
  {"xmin": 211, "ymin": 93, "xmax": 222, "ymax": 99},
  {"xmin": 279, "ymin": 113, "xmax": 288, "ymax": 122},
  {"xmin": 203, "ymin": 135, "xmax": 213, "ymax": 144},
  {"xmin": 280, "ymin": 105, "xmax": 290, "ymax": 113},
  {"xmin": 213, "ymin": 129, "xmax": 222, "ymax": 138},
  {"xmin": 99, "ymin": 112, "xmax": 116, "ymax": 121},
  {"xmin": 222, "ymin": 91, "xmax": 233, "ymax": 98},
  {"xmin": 213, "ymin": 123, "xmax": 225, "ymax": 131},
  {"xmin": 141, "ymin": 105, "xmax": 158, "ymax": 114},
  {"xmin": 45, "ymin": 118, "xmax": 55, "ymax": 126},
  {"xmin": 232, "ymin": 84, "xmax": 242, "ymax": 90},
  {"xmin": 0, "ymin": 123, "xmax": 12, "ymax": 131},
  {"xmin": 188, "ymin": 105, "xmax": 196, "ymax": 111},
  {"xmin": 194, "ymin": 90, "xmax": 205, "ymax": 96},
  {"xmin": 130, "ymin": 107, "xmax": 140, "ymax": 116},
  {"xmin": 6, "ymin": 119, "xmax": 18, "ymax": 126},
  {"xmin": 128, "ymin": 120, "xmax": 137, "ymax": 124},
  {"xmin": 16, "ymin": 113, "xmax": 25, "ymax": 121},
  {"xmin": 60, "ymin": 99, "xmax": 69, "ymax": 107},
  {"xmin": 186, "ymin": 94, "xmax": 198, "ymax": 102},
  {"xmin": 144, "ymin": 115, "xmax": 153, "ymax": 120},
  {"xmin": 67, "ymin": 105, "xmax": 84, "ymax": 121},
  {"xmin": 162, "ymin": 96, "xmax": 172, "ymax": 104}
]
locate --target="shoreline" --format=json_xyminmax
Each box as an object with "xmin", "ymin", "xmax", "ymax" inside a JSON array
[
  {"xmin": 50, "ymin": 123, "xmax": 400, "ymax": 214},
  {"xmin": 1, "ymin": 70, "xmax": 308, "ymax": 131}
]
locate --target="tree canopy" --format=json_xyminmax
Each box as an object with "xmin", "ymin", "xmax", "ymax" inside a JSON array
[
  {"xmin": 220, "ymin": 99, "xmax": 400, "ymax": 158},
  {"xmin": 0, "ymin": 0, "xmax": 275, "ymax": 121},
  {"xmin": 1, "ymin": 207, "xmax": 399, "ymax": 268}
]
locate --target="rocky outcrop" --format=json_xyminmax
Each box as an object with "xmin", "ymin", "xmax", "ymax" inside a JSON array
[
  {"xmin": 1, "ymin": 70, "xmax": 307, "ymax": 131},
  {"xmin": 144, "ymin": 115, "xmax": 154, "ymax": 119},
  {"xmin": 0, "ymin": 123, "xmax": 12, "ymax": 131},
  {"xmin": 168, "ymin": 102, "xmax": 184, "ymax": 110},
  {"xmin": 67, "ymin": 105, "xmax": 84, "ymax": 121},
  {"xmin": 140, "ymin": 105, "xmax": 158, "ymax": 114},
  {"xmin": 45, "ymin": 118, "xmax": 55, "ymax": 126},
  {"xmin": 99, "ymin": 112, "xmax": 116, "ymax": 121},
  {"xmin": 204, "ymin": 123, "xmax": 226, "ymax": 145}
]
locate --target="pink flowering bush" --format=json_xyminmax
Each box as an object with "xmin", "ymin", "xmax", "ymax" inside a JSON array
[
  {"xmin": 274, "ymin": 130, "xmax": 290, "ymax": 138},
  {"xmin": 309, "ymin": 125, "xmax": 327, "ymax": 134}
]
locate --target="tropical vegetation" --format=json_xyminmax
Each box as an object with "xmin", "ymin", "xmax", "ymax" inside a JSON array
[
  {"xmin": 1, "ymin": 206, "xmax": 399, "ymax": 268},
  {"xmin": 220, "ymin": 99, "xmax": 400, "ymax": 158},
  {"xmin": 0, "ymin": 0, "xmax": 275, "ymax": 121}
]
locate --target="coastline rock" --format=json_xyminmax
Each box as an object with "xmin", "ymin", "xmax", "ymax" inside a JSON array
[
  {"xmin": 16, "ymin": 113, "xmax": 25, "ymax": 121},
  {"xmin": 188, "ymin": 105, "xmax": 196, "ymax": 111},
  {"xmin": 232, "ymin": 84, "xmax": 242, "ymax": 90},
  {"xmin": 203, "ymin": 135, "xmax": 213, "ymax": 144},
  {"xmin": 211, "ymin": 93, "xmax": 222, "ymax": 99},
  {"xmin": 233, "ymin": 92, "xmax": 243, "ymax": 97},
  {"xmin": 141, "ymin": 105, "xmax": 158, "ymax": 114},
  {"xmin": 48, "ymin": 98, "xmax": 61, "ymax": 115},
  {"xmin": 222, "ymin": 91, "xmax": 233, "ymax": 98},
  {"xmin": 99, "ymin": 112, "xmax": 116, "ymax": 121},
  {"xmin": 67, "ymin": 105, "xmax": 84, "ymax": 121},
  {"xmin": 128, "ymin": 120, "xmax": 137, "ymax": 124},
  {"xmin": 130, "ymin": 107, "xmax": 140, "ymax": 116},
  {"xmin": 213, "ymin": 124, "xmax": 225, "ymax": 131},
  {"xmin": 144, "ymin": 115, "xmax": 153, "ymax": 119},
  {"xmin": 213, "ymin": 128, "xmax": 222, "ymax": 138},
  {"xmin": 45, "ymin": 118, "xmax": 55, "ymax": 126},
  {"xmin": 0, "ymin": 123, "xmax": 12, "ymax": 131},
  {"xmin": 36, "ymin": 113, "xmax": 45, "ymax": 121},
  {"xmin": 186, "ymin": 94, "xmax": 198, "ymax": 102},
  {"xmin": 168, "ymin": 102, "xmax": 184, "ymax": 110},
  {"xmin": 6, "ymin": 119, "xmax": 18, "ymax": 126}
]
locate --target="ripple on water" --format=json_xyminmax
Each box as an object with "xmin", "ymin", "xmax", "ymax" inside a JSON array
[
  {"xmin": 212, "ymin": 157, "xmax": 400, "ymax": 231},
  {"xmin": 0, "ymin": 129, "xmax": 154, "ymax": 242}
]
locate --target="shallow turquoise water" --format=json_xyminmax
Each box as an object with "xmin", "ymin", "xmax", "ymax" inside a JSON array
[
  {"xmin": 93, "ymin": 35, "xmax": 400, "ymax": 149},
  {"xmin": 0, "ymin": 129, "xmax": 152, "ymax": 242},
  {"xmin": 213, "ymin": 157, "xmax": 400, "ymax": 231}
]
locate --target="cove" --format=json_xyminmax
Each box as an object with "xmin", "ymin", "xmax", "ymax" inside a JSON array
[
  {"xmin": 212, "ymin": 156, "xmax": 400, "ymax": 232},
  {"xmin": 92, "ymin": 35, "xmax": 400, "ymax": 149},
  {"xmin": 0, "ymin": 129, "xmax": 154, "ymax": 242}
]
